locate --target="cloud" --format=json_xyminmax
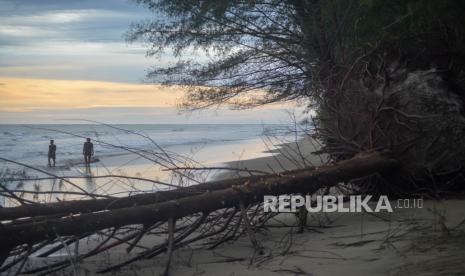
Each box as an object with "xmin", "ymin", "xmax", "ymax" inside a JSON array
[
  {"xmin": 0, "ymin": 8, "xmax": 137, "ymax": 40},
  {"xmin": 0, "ymin": 41, "xmax": 154, "ymax": 82},
  {"xmin": 8, "ymin": 9, "xmax": 126, "ymax": 25},
  {"xmin": 0, "ymin": 0, "xmax": 144, "ymax": 14},
  {"xmin": 0, "ymin": 1, "xmax": 211, "ymax": 83},
  {"xmin": 0, "ymin": 1, "xmax": 301, "ymax": 124},
  {"xmin": 0, "ymin": 25, "xmax": 59, "ymax": 37},
  {"xmin": 0, "ymin": 1, "xmax": 154, "ymax": 82}
]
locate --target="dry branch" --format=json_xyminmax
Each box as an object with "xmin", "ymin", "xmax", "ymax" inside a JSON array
[
  {"xmin": 0, "ymin": 175, "xmax": 271, "ymax": 221},
  {"xmin": 0, "ymin": 152, "xmax": 397, "ymax": 260}
]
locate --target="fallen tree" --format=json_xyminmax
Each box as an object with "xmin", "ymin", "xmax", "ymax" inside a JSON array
[
  {"xmin": 0, "ymin": 168, "xmax": 320, "ymax": 221},
  {"xmin": 0, "ymin": 152, "xmax": 398, "ymax": 273},
  {"xmin": 0, "ymin": 174, "xmax": 266, "ymax": 221}
]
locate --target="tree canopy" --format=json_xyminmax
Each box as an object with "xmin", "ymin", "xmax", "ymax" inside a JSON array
[{"xmin": 128, "ymin": 0, "xmax": 465, "ymax": 109}]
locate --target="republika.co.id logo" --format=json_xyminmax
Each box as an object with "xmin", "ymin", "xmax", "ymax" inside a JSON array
[{"xmin": 263, "ymin": 195, "xmax": 423, "ymax": 213}]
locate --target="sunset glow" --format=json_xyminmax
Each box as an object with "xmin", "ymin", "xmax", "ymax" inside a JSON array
[
  {"xmin": 0, "ymin": 0, "xmax": 294, "ymax": 124},
  {"xmin": 0, "ymin": 77, "xmax": 185, "ymax": 112}
]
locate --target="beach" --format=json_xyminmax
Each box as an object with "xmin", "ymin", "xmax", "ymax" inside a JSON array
[
  {"xmin": 16, "ymin": 139, "xmax": 465, "ymax": 276},
  {"xmin": 0, "ymin": 124, "xmax": 289, "ymax": 204},
  {"xmin": 2, "ymin": 1, "xmax": 465, "ymax": 275},
  {"xmin": 66, "ymin": 199, "xmax": 463, "ymax": 276},
  {"xmin": 2, "ymin": 125, "xmax": 465, "ymax": 275}
]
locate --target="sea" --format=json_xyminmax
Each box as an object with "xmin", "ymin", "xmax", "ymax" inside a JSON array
[
  {"xmin": 0, "ymin": 124, "xmax": 288, "ymax": 165},
  {"xmin": 0, "ymin": 124, "xmax": 291, "ymax": 205}
]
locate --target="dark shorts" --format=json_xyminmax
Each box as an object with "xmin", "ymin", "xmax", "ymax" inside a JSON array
[{"xmin": 48, "ymin": 154, "xmax": 56, "ymax": 159}]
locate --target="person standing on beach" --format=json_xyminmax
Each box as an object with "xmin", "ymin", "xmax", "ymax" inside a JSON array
[
  {"xmin": 48, "ymin": 140, "xmax": 56, "ymax": 167},
  {"xmin": 83, "ymin": 138, "xmax": 94, "ymax": 166}
]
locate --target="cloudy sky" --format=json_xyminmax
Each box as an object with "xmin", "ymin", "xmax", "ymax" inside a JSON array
[{"xmin": 0, "ymin": 0, "xmax": 298, "ymax": 124}]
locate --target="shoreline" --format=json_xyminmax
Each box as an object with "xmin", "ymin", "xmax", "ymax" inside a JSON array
[
  {"xmin": 0, "ymin": 136, "xmax": 287, "ymax": 204},
  {"xmin": 4, "ymin": 137, "xmax": 465, "ymax": 275},
  {"xmin": 214, "ymin": 137, "xmax": 327, "ymax": 180}
]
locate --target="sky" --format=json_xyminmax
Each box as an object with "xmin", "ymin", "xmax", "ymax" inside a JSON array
[{"xmin": 0, "ymin": 0, "xmax": 299, "ymax": 124}]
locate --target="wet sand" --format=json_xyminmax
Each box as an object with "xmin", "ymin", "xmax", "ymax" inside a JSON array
[
  {"xmin": 1, "ymin": 137, "xmax": 280, "ymax": 205},
  {"xmin": 7, "ymin": 138, "xmax": 465, "ymax": 275}
]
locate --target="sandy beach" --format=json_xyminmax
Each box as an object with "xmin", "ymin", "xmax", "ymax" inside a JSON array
[
  {"xmin": 12, "ymin": 137, "xmax": 465, "ymax": 276},
  {"xmin": 215, "ymin": 138, "xmax": 327, "ymax": 180},
  {"xmin": 3, "ymin": 1, "xmax": 465, "ymax": 275},
  {"xmin": 66, "ymin": 199, "xmax": 463, "ymax": 276}
]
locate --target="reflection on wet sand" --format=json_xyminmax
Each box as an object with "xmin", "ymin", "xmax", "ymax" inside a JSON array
[{"xmin": 83, "ymin": 165, "xmax": 96, "ymax": 194}]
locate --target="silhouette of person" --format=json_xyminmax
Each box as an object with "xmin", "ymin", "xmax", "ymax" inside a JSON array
[
  {"xmin": 48, "ymin": 139, "xmax": 56, "ymax": 167},
  {"xmin": 83, "ymin": 138, "xmax": 94, "ymax": 166}
]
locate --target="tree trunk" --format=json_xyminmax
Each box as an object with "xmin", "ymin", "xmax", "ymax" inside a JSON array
[
  {"xmin": 0, "ymin": 175, "xmax": 269, "ymax": 221},
  {"xmin": 0, "ymin": 152, "xmax": 397, "ymax": 253}
]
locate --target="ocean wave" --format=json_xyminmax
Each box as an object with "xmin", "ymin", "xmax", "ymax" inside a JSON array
[{"xmin": 0, "ymin": 124, "xmax": 288, "ymax": 166}]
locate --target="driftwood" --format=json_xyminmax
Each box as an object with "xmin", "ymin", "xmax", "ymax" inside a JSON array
[{"xmin": 0, "ymin": 152, "xmax": 397, "ymax": 267}]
